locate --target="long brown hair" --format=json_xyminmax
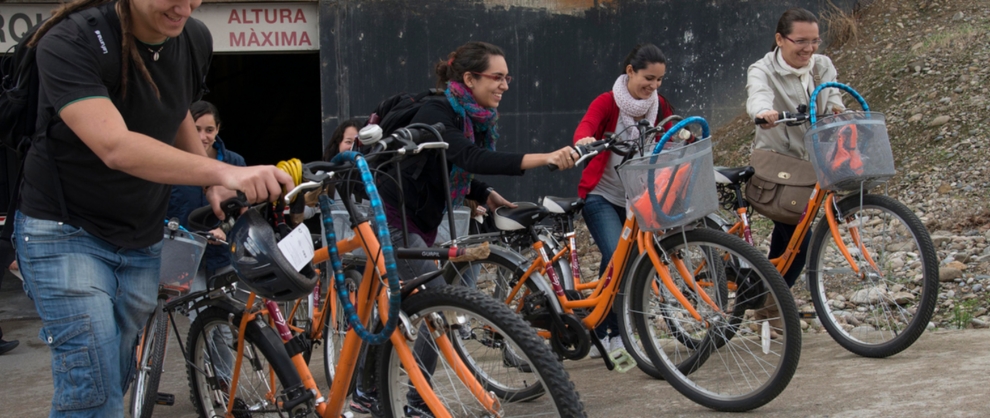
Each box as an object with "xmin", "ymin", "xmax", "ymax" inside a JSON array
[
  {"xmin": 29, "ymin": 0, "xmax": 160, "ymax": 99},
  {"xmin": 771, "ymin": 8, "xmax": 819, "ymax": 51}
]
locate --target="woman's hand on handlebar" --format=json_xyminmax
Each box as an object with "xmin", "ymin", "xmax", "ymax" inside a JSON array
[
  {"xmin": 755, "ymin": 110, "xmax": 779, "ymax": 129},
  {"xmin": 575, "ymin": 136, "xmax": 596, "ymax": 147},
  {"xmin": 207, "ymin": 228, "xmax": 227, "ymax": 245},
  {"xmin": 546, "ymin": 146, "xmax": 580, "ymax": 170}
]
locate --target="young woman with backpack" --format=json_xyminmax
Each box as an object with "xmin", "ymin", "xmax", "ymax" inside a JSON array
[{"xmin": 370, "ymin": 40, "xmax": 580, "ymax": 417}]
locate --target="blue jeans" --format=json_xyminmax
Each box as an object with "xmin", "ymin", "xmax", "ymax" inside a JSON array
[
  {"xmin": 13, "ymin": 212, "xmax": 161, "ymax": 417},
  {"xmin": 581, "ymin": 194, "xmax": 625, "ymax": 340}
]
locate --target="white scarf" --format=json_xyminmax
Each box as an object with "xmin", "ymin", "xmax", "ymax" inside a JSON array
[
  {"xmin": 776, "ymin": 48, "xmax": 816, "ymax": 99},
  {"xmin": 612, "ymin": 74, "xmax": 658, "ymax": 141}
]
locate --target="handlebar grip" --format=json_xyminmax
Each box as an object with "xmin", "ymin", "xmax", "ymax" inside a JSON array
[
  {"xmin": 187, "ymin": 193, "xmax": 248, "ymax": 231},
  {"xmin": 755, "ymin": 117, "xmax": 769, "ymax": 125}
]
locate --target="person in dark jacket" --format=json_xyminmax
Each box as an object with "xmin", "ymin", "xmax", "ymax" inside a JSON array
[
  {"xmin": 167, "ymin": 101, "xmax": 246, "ymax": 277},
  {"xmin": 369, "ymin": 41, "xmax": 579, "ymax": 417}
]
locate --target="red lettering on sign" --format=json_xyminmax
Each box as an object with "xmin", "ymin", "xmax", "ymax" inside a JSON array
[
  {"xmin": 227, "ymin": 9, "xmax": 241, "ymax": 24},
  {"xmin": 280, "ymin": 9, "xmax": 292, "ymax": 23},
  {"xmin": 230, "ymin": 31, "xmax": 245, "ymax": 46},
  {"xmin": 295, "ymin": 9, "xmax": 306, "ymax": 23}
]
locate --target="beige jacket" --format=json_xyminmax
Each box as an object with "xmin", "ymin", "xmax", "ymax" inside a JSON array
[{"xmin": 746, "ymin": 50, "xmax": 844, "ymax": 161}]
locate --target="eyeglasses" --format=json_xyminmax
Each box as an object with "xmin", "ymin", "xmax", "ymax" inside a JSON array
[
  {"xmin": 782, "ymin": 35, "xmax": 822, "ymax": 48},
  {"xmin": 470, "ymin": 72, "xmax": 512, "ymax": 85}
]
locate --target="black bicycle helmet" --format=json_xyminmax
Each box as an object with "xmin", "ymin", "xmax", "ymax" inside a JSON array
[{"xmin": 228, "ymin": 209, "xmax": 318, "ymax": 301}]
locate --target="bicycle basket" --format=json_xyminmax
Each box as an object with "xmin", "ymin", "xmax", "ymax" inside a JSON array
[
  {"xmin": 803, "ymin": 111, "xmax": 895, "ymax": 191},
  {"xmin": 618, "ymin": 137, "xmax": 718, "ymax": 231},
  {"xmin": 159, "ymin": 228, "xmax": 208, "ymax": 300}
]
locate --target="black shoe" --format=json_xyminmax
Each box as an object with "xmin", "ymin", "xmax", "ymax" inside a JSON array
[
  {"xmin": 0, "ymin": 339, "xmax": 19, "ymax": 355},
  {"xmin": 403, "ymin": 401, "xmax": 434, "ymax": 418},
  {"xmin": 350, "ymin": 390, "xmax": 382, "ymax": 417}
]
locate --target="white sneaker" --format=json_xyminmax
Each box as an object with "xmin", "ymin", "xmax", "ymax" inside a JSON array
[
  {"xmin": 608, "ymin": 336, "xmax": 625, "ymax": 355},
  {"xmin": 588, "ymin": 337, "xmax": 609, "ymax": 359}
]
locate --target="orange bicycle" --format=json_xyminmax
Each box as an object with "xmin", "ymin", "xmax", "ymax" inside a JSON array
[
  {"xmin": 182, "ymin": 127, "xmax": 585, "ymax": 417},
  {"xmin": 708, "ymin": 82, "xmax": 938, "ymax": 358},
  {"xmin": 444, "ymin": 117, "xmax": 802, "ymax": 412}
]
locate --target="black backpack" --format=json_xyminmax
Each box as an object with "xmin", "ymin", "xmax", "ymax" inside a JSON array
[
  {"xmin": 366, "ymin": 89, "xmax": 451, "ymax": 179},
  {"xmin": 0, "ymin": 8, "xmax": 120, "ymax": 267}
]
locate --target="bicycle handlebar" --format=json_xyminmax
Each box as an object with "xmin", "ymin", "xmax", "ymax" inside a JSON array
[{"xmin": 754, "ymin": 111, "xmax": 809, "ymax": 126}]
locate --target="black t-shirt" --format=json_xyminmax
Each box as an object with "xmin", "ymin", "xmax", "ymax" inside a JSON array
[
  {"xmin": 19, "ymin": 3, "xmax": 212, "ymax": 249},
  {"xmin": 379, "ymin": 98, "xmax": 525, "ymax": 234}
]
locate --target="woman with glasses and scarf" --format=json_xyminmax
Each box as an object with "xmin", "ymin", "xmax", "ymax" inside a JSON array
[
  {"xmin": 745, "ymin": 7, "xmax": 844, "ymax": 327},
  {"xmin": 367, "ymin": 41, "xmax": 579, "ymax": 417},
  {"xmin": 572, "ymin": 43, "xmax": 677, "ymax": 359}
]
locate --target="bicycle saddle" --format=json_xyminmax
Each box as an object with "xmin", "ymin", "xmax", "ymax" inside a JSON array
[
  {"xmin": 714, "ymin": 166, "xmax": 755, "ymax": 185},
  {"xmin": 540, "ymin": 196, "xmax": 585, "ymax": 215},
  {"xmin": 493, "ymin": 202, "xmax": 550, "ymax": 231}
]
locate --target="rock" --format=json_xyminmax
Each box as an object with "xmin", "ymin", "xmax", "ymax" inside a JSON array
[
  {"xmin": 911, "ymin": 42, "xmax": 925, "ymax": 52},
  {"xmin": 947, "ymin": 261, "xmax": 968, "ymax": 270},
  {"xmin": 974, "ymin": 284, "xmax": 984, "ymax": 292},
  {"xmin": 938, "ymin": 97, "xmax": 951, "ymax": 104},
  {"xmin": 939, "ymin": 267, "xmax": 963, "ymax": 282},
  {"xmin": 928, "ymin": 115, "xmax": 951, "ymax": 126},
  {"xmin": 800, "ymin": 320, "xmax": 809, "ymax": 330},
  {"xmin": 937, "ymin": 183, "xmax": 953, "ymax": 194},
  {"xmin": 908, "ymin": 113, "xmax": 923, "ymax": 122},
  {"xmin": 850, "ymin": 288, "xmax": 883, "ymax": 305},
  {"xmin": 972, "ymin": 318, "xmax": 988, "ymax": 328},
  {"xmin": 952, "ymin": 11, "xmax": 964, "ymax": 21},
  {"xmin": 893, "ymin": 292, "xmax": 916, "ymax": 305}
]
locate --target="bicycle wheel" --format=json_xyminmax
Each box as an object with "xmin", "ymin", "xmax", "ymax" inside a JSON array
[
  {"xmin": 323, "ymin": 267, "xmax": 362, "ymax": 387},
  {"xmin": 186, "ymin": 307, "xmax": 286, "ymax": 417},
  {"xmin": 378, "ymin": 285, "xmax": 585, "ymax": 417},
  {"xmin": 130, "ymin": 297, "xmax": 168, "ymax": 418},
  {"xmin": 807, "ymin": 193, "xmax": 938, "ymax": 358},
  {"xmin": 629, "ymin": 228, "xmax": 801, "ymax": 412}
]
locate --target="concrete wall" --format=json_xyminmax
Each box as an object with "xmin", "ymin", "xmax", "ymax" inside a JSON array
[{"xmin": 331, "ymin": 0, "xmax": 846, "ymax": 203}]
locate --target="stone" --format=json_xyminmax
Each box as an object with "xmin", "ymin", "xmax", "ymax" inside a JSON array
[
  {"xmin": 850, "ymin": 288, "xmax": 883, "ymax": 305},
  {"xmin": 947, "ymin": 260, "xmax": 968, "ymax": 270},
  {"xmin": 908, "ymin": 113, "xmax": 923, "ymax": 122},
  {"xmin": 939, "ymin": 267, "xmax": 963, "ymax": 282},
  {"xmin": 952, "ymin": 11, "xmax": 964, "ymax": 21},
  {"xmin": 893, "ymin": 292, "xmax": 916, "ymax": 305},
  {"xmin": 972, "ymin": 318, "xmax": 988, "ymax": 328},
  {"xmin": 929, "ymin": 115, "xmax": 951, "ymax": 127}
]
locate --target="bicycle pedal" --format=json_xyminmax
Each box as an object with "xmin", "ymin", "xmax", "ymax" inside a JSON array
[
  {"xmin": 799, "ymin": 311, "xmax": 817, "ymax": 319},
  {"xmin": 155, "ymin": 392, "xmax": 176, "ymax": 406},
  {"xmin": 608, "ymin": 349, "xmax": 636, "ymax": 373}
]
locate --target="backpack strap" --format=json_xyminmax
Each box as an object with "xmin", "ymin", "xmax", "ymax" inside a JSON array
[
  {"xmin": 181, "ymin": 18, "xmax": 212, "ymax": 98},
  {"xmin": 67, "ymin": 8, "xmax": 121, "ymax": 96}
]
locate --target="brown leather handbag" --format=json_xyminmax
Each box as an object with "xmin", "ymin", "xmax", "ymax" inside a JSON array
[{"xmin": 744, "ymin": 149, "xmax": 817, "ymax": 225}]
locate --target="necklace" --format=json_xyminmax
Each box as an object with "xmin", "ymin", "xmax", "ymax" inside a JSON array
[{"xmin": 146, "ymin": 38, "xmax": 168, "ymax": 61}]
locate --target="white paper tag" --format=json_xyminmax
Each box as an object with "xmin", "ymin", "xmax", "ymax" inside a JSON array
[{"xmin": 278, "ymin": 223, "xmax": 315, "ymax": 272}]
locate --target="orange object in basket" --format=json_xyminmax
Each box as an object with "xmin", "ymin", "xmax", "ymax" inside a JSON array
[
  {"xmin": 831, "ymin": 124, "xmax": 863, "ymax": 175},
  {"xmin": 632, "ymin": 163, "xmax": 694, "ymax": 229}
]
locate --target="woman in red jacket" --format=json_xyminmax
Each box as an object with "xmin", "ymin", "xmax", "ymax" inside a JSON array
[{"xmin": 573, "ymin": 43, "xmax": 676, "ymax": 358}]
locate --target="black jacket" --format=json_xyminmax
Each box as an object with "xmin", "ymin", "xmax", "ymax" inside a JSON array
[{"xmin": 379, "ymin": 98, "xmax": 525, "ymax": 234}]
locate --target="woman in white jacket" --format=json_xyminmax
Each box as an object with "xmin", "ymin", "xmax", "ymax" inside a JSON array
[{"xmin": 745, "ymin": 7, "xmax": 845, "ymax": 291}]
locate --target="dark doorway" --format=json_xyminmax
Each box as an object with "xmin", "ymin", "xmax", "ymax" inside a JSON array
[{"xmin": 202, "ymin": 53, "xmax": 322, "ymax": 166}]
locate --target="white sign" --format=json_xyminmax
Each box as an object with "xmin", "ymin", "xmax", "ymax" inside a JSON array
[
  {"xmin": 278, "ymin": 223, "xmax": 315, "ymax": 272},
  {"xmin": 194, "ymin": 3, "xmax": 319, "ymax": 53},
  {"xmin": 0, "ymin": 3, "xmax": 318, "ymax": 54},
  {"xmin": 0, "ymin": 4, "xmax": 50, "ymax": 53}
]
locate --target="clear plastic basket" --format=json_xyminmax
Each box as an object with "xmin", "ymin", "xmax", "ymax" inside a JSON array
[
  {"xmin": 159, "ymin": 228, "xmax": 208, "ymax": 300},
  {"xmin": 618, "ymin": 137, "xmax": 718, "ymax": 231},
  {"xmin": 803, "ymin": 111, "xmax": 895, "ymax": 191}
]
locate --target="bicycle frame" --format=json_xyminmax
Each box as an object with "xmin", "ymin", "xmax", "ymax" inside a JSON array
[
  {"xmin": 727, "ymin": 183, "xmax": 879, "ymax": 280},
  {"xmin": 221, "ymin": 219, "xmax": 500, "ymax": 418},
  {"xmin": 507, "ymin": 208, "xmax": 723, "ymax": 338}
]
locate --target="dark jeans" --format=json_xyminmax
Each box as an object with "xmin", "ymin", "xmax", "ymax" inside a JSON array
[
  {"xmin": 581, "ymin": 194, "xmax": 624, "ymax": 340},
  {"xmin": 768, "ymin": 220, "xmax": 811, "ymax": 287}
]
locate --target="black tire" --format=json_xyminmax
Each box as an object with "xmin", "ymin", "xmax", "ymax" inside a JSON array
[
  {"xmin": 186, "ymin": 307, "xmax": 287, "ymax": 417},
  {"xmin": 377, "ymin": 285, "xmax": 585, "ymax": 417},
  {"xmin": 630, "ymin": 229, "xmax": 801, "ymax": 412},
  {"xmin": 323, "ymin": 267, "xmax": 363, "ymax": 388},
  {"xmin": 130, "ymin": 297, "xmax": 168, "ymax": 418},
  {"xmin": 807, "ymin": 193, "xmax": 938, "ymax": 358},
  {"xmin": 614, "ymin": 251, "xmax": 669, "ymax": 380}
]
